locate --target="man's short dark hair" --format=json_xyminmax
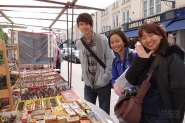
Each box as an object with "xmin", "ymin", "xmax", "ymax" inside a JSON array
[{"xmin": 76, "ymin": 13, "xmax": 93, "ymax": 27}]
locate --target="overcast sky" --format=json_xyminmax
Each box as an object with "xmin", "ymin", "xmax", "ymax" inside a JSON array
[{"xmin": 0, "ymin": 0, "xmax": 116, "ymax": 29}]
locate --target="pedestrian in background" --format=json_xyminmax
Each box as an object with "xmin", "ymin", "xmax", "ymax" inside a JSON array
[
  {"xmin": 126, "ymin": 20, "xmax": 185, "ymax": 123},
  {"xmin": 76, "ymin": 13, "xmax": 114, "ymax": 115}
]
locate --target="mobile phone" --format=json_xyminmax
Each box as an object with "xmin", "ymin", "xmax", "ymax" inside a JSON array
[
  {"xmin": 136, "ymin": 41, "xmax": 140, "ymax": 44},
  {"xmin": 136, "ymin": 41, "xmax": 150, "ymax": 53}
]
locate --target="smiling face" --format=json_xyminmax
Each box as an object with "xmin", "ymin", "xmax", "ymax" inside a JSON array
[
  {"xmin": 78, "ymin": 22, "xmax": 92, "ymax": 36},
  {"xmin": 110, "ymin": 34, "xmax": 125, "ymax": 55},
  {"xmin": 140, "ymin": 31, "xmax": 162, "ymax": 52}
]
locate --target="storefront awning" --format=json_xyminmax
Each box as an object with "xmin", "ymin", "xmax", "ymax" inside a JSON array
[
  {"xmin": 160, "ymin": 19, "xmax": 173, "ymax": 28},
  {"xmin": 124, "ymin": 30, "xmax": 138, "ymax": 38},
  {"xmin": 165, "ymin": 19, "xmax": 185, "ymax": 32}
]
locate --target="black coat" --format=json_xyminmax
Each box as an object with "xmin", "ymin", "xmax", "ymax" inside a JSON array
[{"xmin": 126, "ymin": 45, "xmax": 185, "ymax": 123}]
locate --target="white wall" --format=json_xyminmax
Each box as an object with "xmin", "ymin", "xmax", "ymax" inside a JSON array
[
  {"xmin": 130, "ymin": 0, "xmax": 141, "ymax": 21},
  {"xmin": 180, "ymin": 30, "xmax": 185, "ymax": 50}
]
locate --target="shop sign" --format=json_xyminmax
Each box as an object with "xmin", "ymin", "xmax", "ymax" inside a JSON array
[
  {"xmin": 129, "ymin": 16, "xmax": 160, "ymax": 29},
  {"xmin": 176, "ymin": 7, "xmax": 185, "ymax": 19}
]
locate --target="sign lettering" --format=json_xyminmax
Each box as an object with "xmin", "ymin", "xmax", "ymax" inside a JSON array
[{"xmin": 128, "ymin": 16, "xmax": 160, "ymax": 29}]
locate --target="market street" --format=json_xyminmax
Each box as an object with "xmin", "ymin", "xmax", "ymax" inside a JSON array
[{"xmin": 60, "ymin": 60, "xmax": 119, "ymax": 123}]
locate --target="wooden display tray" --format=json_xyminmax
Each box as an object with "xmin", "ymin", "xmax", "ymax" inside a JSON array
[
  {"xmin": 6, "ymin": 46, "xmax": 17, "ymax": 50},
  {"xmin": 24, "ymin": 77, "xmax": 62, "ymax": 83},
  {"xmin": 61, "ymin": 90, "xmax": 80, "ymax": 103}
]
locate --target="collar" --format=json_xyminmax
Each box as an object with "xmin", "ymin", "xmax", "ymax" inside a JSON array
[
  {"xmin": 115, "ymin": 47, "xmax": 129, "ymax": 62},
  {"xmin": 83, "ymin": 32, "xmax": 95, "ymax": 43}
]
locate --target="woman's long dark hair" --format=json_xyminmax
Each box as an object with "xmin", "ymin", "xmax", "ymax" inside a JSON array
[
  {"xmin": 138, "ymin": 21, "xmax": 170, "ymax": 55},
  {"xmin": 108, "ymin": 29, "xmax": 128, "ymax": 49}
]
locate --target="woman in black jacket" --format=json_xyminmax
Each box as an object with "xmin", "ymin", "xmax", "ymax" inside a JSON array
[{"xmin": 125, "ymin": 20, "xmax": 185, "ymax": 123}]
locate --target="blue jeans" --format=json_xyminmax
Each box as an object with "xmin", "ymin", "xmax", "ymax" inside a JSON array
[
  {"xmin": 140, "ymin": 114, "xmax": 170, "ymax": 123},
  {"xmin": 84, "ymin": 82, "xmax": 111, "ymax": 115}
]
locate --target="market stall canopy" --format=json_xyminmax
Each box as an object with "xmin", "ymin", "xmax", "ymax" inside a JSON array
[{"xmin": 0, "ymin": 0, "xmax": 116, "ymax": 29}]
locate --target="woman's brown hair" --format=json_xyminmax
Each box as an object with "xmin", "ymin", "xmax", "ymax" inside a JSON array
[{"xmin": 138, "ymin": 21, "xmax": 170, "ymax": 55}]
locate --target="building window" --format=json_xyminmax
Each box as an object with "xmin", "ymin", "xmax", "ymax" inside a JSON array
[
  {"xmin": 143, "ymin": 0, "xmax": 161, "ymax": 18},
  {"xmin": 101, "ymin": 20, "xmax": 109, "ymax": 32},
  {"xmin": 143, "ymin": 0, "xmax": 148, "ymax": 18},
  {"xmin": 113, "ymin": 1, "xmax": 118, "ymax": 8},
  {"xmin": 123, "ymin": 10, "xmax": 129, "ymax": 24},
  {"xmin": 149, "ymin": 0, "xmax": 154, "ymax": 16},
  {"xmin": 156, "ymin": 0, "xmax": 161, "ymax": 14},
  {"xmin": 113, "ymin": 15, "xmax": 118, "ymax": 28},
  {"xmin": 102, "ymin": 8, "xmax": 108, "ymax": 16},
  {"xmin": 122, "ymin": 0, "xmax": 128, "ymax": 3}
]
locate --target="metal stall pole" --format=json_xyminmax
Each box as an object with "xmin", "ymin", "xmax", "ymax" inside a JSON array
[
  {"xmin": 11, "ymin": 23, "xmax": 13, "ymax": 44},
  {"xmin": 66, "ymin": 8, "xmax": 70, "ymax": 88},
  {"xmin": 49, "ymin": 28, "xmax": 52, "ymax": 68},
  {"xmin": 70, "ymin": 6, "xmax": 74, "ymax": 89}
]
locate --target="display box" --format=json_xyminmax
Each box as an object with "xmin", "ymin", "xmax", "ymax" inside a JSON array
[
  {"xmin": 31, "ymin": 109, "xmax": 45, "ymax": 119},
  {"xmin": 52, "ymin": 105, "xmax": 63, "ymax": 112},
  {"xmin": 77, "ymin": 99, "xmax": 86, "ymax": 104},
  {"xmin": 66, "ymin": 116, "xmax": 79, "ymax": 123},
  {"xmin": 56, "ymin": 95, "xmax": 65, "ymax": 104},
  {"xmin": 36, "ymin": 120, "xmax": 45, "ymax": 123},
  {"xmin": 80, "ymin": 103, "xmax": 91, "ymax": 111},
  {"xmin": 45, "ymin": 109, "xmax": 52, "ymax": 116},
  {"xmin": 0, "ymin": 111, "xmax": 21, "ymax": 123},
  {"xmin": 33, "ymin": 99, "xmax": 42, "ymax": 110},
  {"xmin": 25, "ymin": 100, "xmax": 33, "ymax": 111},
  {"xmin": 33, "ymin": 115, "xmax": 44, "ymax": 121},
  {"xmin": 61, "ymin": 103, "xmax": 70, "ymax": 109},
  {"xmin": 22, "ymin": 112, "xmax": 28, "ymax": 123},
  {"xmin": 44, "ymin": 115, "xmax": 57, "ymax": 123},
  {"xmin": 42, "ymin": 98, "xmax": 51, "ymax": 109},
  {"xmin": 49, "ymin": 97, "xmax": 59, "ymax": 108},
  {"xmin": 61, "ymin": 90, "xmax": 79, "ymax": 103},
  {"xmin": 74, "ymin": 108, "xmax": 87, "ymax": 118},
  {"xmin": 29, "ymin": 119, "xmax": 36, "ymax": 123},
  {"xmin": 57, "ymin": 114, "xmax": 70, "ymax": 123},
  {"xmin": 88, "ymin": 113, "xmax": 104, "ymax": 123},
  {"xmin": 52, "ymin": 110, "xmax": 64, "ymax": 116},
  {"xmin": 79, "ymin": 120, "xmax": 91, "ymax": 123},
  {"xmin": 64, "ymin": 107, "xmax": 76, "ymax": 116},
  {"xmin": 15, "ymin": 100, "xmax": 25, "ymax": 111},
  {"xmin": 69, "ymin": 102, "xmax": 80, "ymax": 109}
]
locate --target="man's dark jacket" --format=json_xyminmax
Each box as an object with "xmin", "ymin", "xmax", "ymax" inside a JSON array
[{"xmin": 126, "ymin": 45, "xmax": 185, "ymax": 123}]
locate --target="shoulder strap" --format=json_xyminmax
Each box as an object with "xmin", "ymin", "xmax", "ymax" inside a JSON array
[
  {"xmin": 113, "ymin": 57, "xmax": 119, "ymax": 76},
  {"xmin": 128, "ymin": 48, "xmax": 134, "ymax": 64},
  {"xmin": 114, "ymin": 48, "xmax": 130, "ymax": 76},
  {"xmin": 147, "ymin": 55, "xmax": 163, "ymax": 77},
  {"xmin": 80, "ymin": 37, "xmax": 106, "ymax": 69},
  {"xmin": 135, "ymin": 55, "xmax": 163, "ymax": 101}
]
